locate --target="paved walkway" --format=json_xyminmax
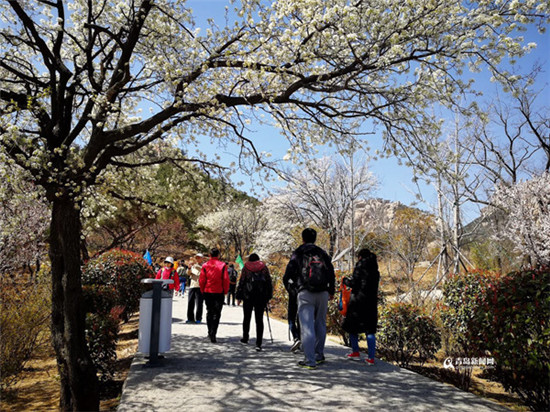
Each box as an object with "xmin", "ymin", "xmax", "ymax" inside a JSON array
[{"xmin": 117, "ymin": 292, "xmax": 505, "ymax": 411}]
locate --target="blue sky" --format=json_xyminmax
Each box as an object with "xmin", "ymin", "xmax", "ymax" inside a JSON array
[{"xmin": 184, "ymin": 1, "xmax": 549, "ymax": 221}]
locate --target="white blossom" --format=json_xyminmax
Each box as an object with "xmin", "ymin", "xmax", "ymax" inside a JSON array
[{"xmin": 492, "ymin": 173, "xmax": 550, "ymax": 266}]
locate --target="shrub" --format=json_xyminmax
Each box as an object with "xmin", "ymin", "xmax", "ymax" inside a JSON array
[
  {"xmin": 82, "ymin": 249, "xmax": 151, "ymax": 319},
  {"xmin": 269, "ymin": 266, "xmax": 288, "ymax": 319},
  {"xmin": 85, "ymin": 306, "xmax": 124, "ymax": 381},
  {"xmin": 479, "ymin": 267, "xmax": 550, "ymax": 411},
  {"xmin": 82, "ymin": 284, "xmax": 118, "ymax": 315},
  {"xmin": 378, "ymin": 303, "xmax": 441, "ymax": 367},
  {"xmin": 82, "ymin": 249, "xmax": 151, "ymax": 381},
  {"xmin": 0, "ymin": 278, "xmax": 51, "ymax": 389},
  {"xmin": 439, "ymin": 269, "xmax": 499, "ymax": 390},
  {"xmin": 440, "ymin": 270, "xmax": 499, "ymax": 356}
]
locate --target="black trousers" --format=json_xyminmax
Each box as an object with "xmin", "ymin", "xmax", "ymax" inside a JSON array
[
  {"xmin": 288, "ymin": 292, "xmax": 301, "ymax": 341},
  {"xmin": 187, "ymin": 287, "xmax": 203, "ymax": 322},
  {"xmin": 203, "ymin": 293, "xmax": 224, "ymax": 338},
  {"xmin": 243, "ymin": 299, "xmax": 266, "ymax": 347},
  {"xmin": 226, "ymin": 285, "xmax": 236, "ymax": 305}
]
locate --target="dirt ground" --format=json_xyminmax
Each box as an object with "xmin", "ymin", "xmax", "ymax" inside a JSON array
[{"xmin": 0, "ymin": 316, "xmax": 139, "ymax": 412}]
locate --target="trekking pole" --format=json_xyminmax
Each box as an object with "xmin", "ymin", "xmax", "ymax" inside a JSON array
[{"xmin": 265, "ymin": 305, "xmax": 274, "ymax": 343}]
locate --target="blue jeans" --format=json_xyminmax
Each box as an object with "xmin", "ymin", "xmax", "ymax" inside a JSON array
[
  {"xmin": 298, "ymin": 290, "xmax": 329, "ymax": 367},
  {"xmin": 350, "ymin": 333, "xmax": 376, "ymax": 359}
]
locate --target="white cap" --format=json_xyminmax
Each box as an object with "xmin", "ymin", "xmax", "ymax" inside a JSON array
[
  {"xmin": 195, "ymin": 253, "xmax": 204, "ymax": 258},
  {"xmin": 164, "ymin": 256, "xmax": 174, "ymax": 264}
]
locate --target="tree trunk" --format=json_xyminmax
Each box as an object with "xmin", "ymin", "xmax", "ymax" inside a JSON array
[
  {"xmin": 49, "ymin": 196, "xmax": 99, "ymax": 411},
  {"xmin": 329, "ymin": 229, "xmax": 336, "ymax": 258},
  {"xmin": 436, "ymin": 175, "xmax": 448, "ymax": 282}
]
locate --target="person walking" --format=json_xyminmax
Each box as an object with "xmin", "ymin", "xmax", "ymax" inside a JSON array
[
  {"xmin": 226, "ymin": 264, "xmax": 238, "ymax": 306},
  {"xmin": 342, "ymin": 248, "xmax": 380, "ymax": 365},
  {"xmin": 283, "ymin": 269, "xmax": 301, "ymax": 352},
  {"xmin": 236, "ymin": 253, "xmax": 273, "ymax": 351},
  {"xmin": 155, "ymin": 256, "xmax": 180, "ymax": 295},
  {"xmin": 176, "ymin": 261, "xmax": 188, "ymax": 297},
  {"xmin": 199, "ymin": 248, "xmax": 230, "ymax": 343},
  {"xmin": 283, "ymin": 228, "xmax": 335, "ymax": 369},
  {"xmin": 186, "ymin": 253, "xmax": 205, "ymax": 324}
]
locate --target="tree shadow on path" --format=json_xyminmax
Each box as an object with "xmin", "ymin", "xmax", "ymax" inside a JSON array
[{"xmin": 119, "ymin": 332, "xmax": 505, "ymax": 412}]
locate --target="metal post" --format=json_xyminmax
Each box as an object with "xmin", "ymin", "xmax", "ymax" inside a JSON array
[
  {"xmin": 265, "ymin": 305, "xmax": 273, "ymax": 343},
  {"xmin": 147, "ymin": 281, "xmax": 163, "ymax": 366}
]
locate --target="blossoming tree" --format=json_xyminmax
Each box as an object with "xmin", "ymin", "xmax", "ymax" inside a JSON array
[
  {"xmin": 1, "ymin": 0, "xmax": 547, "ymax": 409},
  {"xmin": 492, "ymin": 172, "xmax": 550, "ymax": 266}
]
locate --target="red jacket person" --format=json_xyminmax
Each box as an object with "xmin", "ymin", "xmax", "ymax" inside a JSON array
[{"xmin": 199, "ymin": 248, "xmax": 229, "ymax": 343}]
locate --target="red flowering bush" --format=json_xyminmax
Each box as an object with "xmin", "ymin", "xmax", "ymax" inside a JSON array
[
  {"xmin": 85, "ymin": 306, "xmax": 124, "ymax": 381},
  {"xmin": 478, "ymin": 267, "xmax": 549, "ymax": 411},
  {"xmin": 82, "ymin": 249, "xmax": 152, "ymax": 319},
  {"xmin": 82, "ymin": 249, "xmax": 152, "ymax": 381},
  {"xmin": 440, "ymin": 270, "xmax": 499, "ymax": 356},
  {"xmin": 439, "ymin": 270, "xmax": 499, "ymax": 389},
  {"xmin": 378, "ymin": 303, "xmax": 441, "ymax": 367},
  {"xmin": 441, "ymin": 268, "xmax": 549, "ymax": 408}
]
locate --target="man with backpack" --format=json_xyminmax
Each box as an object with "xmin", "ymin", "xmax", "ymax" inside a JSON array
[
  {"xmin": 283, "ymin": 228, "xmax": 335, "ymax": 369},
  {"xmin": 235, "ymin": 253, "xmax": 273, "ymax": 351}
]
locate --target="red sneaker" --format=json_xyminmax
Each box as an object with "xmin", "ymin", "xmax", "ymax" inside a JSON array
[
  {"xmin": 365, "ymin": 358, "xmax": 375, "ymax": 366},
  {"xmin": 346, "ymin": 352, "xmax": 360, "ymax": 360}
]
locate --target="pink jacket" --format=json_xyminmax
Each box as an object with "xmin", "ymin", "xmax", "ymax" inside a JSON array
[
  {"xmin": 155, "ymin": 267, "xmax": 180, "ymax": 291},
  {"xmin": 199, "ymin": 257, "xmax": 229, "ymax": 294}
]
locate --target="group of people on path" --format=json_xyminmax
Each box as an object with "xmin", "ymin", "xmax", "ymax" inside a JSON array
[
  {"xmin": 152, "ymin": 227, "xmax": 380, "ymax": 369},
  {"xmin": 154, "ymin": 248, "xmax": 273, "ymax": 348},
  {"xmin": 283, "ymin": 228, "xmax": 379, "ymax": 369}
]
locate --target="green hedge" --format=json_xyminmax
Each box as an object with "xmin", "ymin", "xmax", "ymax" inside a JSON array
[
  {"xmin": 82, "ymin": 249, "xmax": 152, "ymax": 381},
  {"xmin": 378, "ymin": 303, "xmax": 440, "ymax": 367},
  {"xmin": 479, "ymin": 267, "xmax": 550, "ymax": 411},
  {"xmin": 441, "ymin": 268, "xmax": 549, "ymax": 410},
  {"xmin": 440, "ymin": 269, "xmax": 498, "ymax": 357},
  {"xmin": 82, "ymin": 248, "xmax": 151, "ymax": 319}
]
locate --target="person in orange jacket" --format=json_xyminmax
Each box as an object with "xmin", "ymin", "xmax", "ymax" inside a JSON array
[
  {"xmin": 155, "ymin": 256, "xmax": 180, "ymax": 294},
  {"xmin": 199, "ymin": 248, "xmax": 230, "ymax": 343}
]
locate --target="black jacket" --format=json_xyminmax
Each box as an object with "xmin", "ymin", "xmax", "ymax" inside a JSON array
[
  {"xmin": 341, "ymin": 257, "xmax": 380, "ymax": 334},
  {"xmin": 283, "ymin": 243, "xmax": 335, "ymax": 295},
  {"xmin": 235, "ymin": 260, "xmax": 273, "ymax": 304}
]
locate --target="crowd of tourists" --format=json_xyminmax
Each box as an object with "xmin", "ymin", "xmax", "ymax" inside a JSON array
[{"xmin": 151, "ymin": 227, "xmax": 380, "ymax": 369}]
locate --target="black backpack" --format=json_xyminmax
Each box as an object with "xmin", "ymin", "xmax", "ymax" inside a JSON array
[
  {"xmin": 302, "ymin": 252, "xmax": 329, "ymax": 292},
  {"xmin": 229, "ymin": 268, "xmax": 238, "ymax": 284},
  {"xmin": 246, "ymin": 271, "xmax": 270, "ymax": 302}
]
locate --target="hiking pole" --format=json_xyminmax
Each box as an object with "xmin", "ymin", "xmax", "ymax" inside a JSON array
[{"xmin": 265, "ymin": 305, "xmax": 274, "ymax": 343}]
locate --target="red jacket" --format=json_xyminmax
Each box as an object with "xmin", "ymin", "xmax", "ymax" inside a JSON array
[
  {"xmin": 199, "ymin": 257, "xmax": 229, "ymax": 294},
  {"xmin": 155, "ymin": 267, "xmax": 180, "ymax": 291}
]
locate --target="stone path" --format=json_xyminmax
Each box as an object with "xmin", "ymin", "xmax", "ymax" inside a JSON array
[{"xmin": 117, "ymin": 292, "xmax": 505, "ymax": 411}]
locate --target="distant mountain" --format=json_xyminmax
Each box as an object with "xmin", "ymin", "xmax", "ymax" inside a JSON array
[
  {"xmin": 462, "ymin": 206, "xmax": 506, "ymax": 245},
  {"xmin": 353, "ymin": 198, "xmax": 406, "ymax": 231}
]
